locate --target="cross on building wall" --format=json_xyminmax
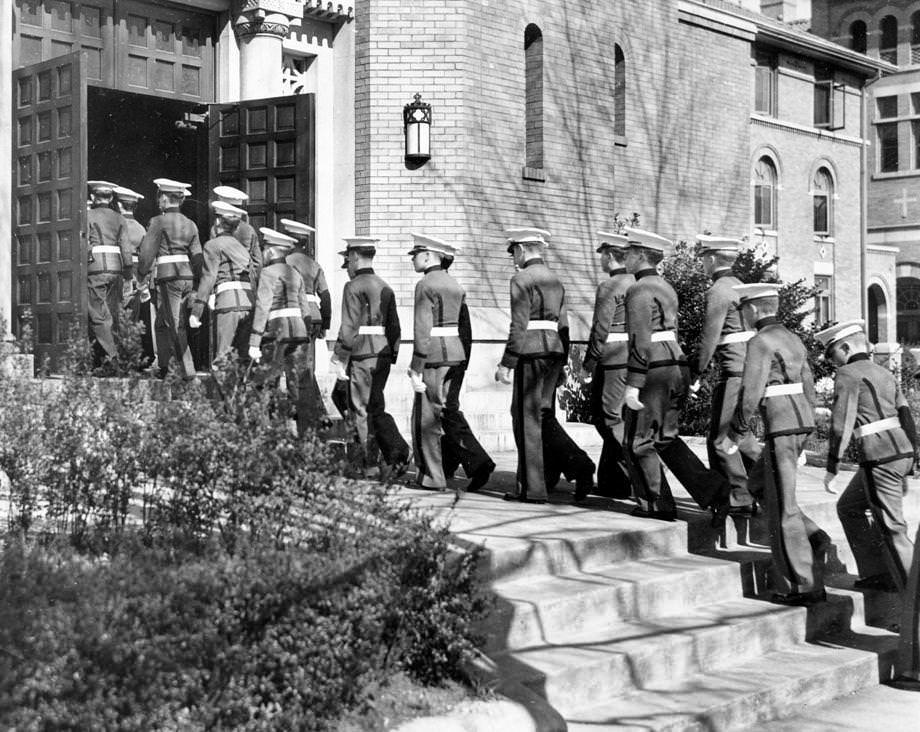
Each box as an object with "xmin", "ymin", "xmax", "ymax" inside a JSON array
[{"xmin": 894, "ymin": 188, "xmax": 918, "ymax": 218}]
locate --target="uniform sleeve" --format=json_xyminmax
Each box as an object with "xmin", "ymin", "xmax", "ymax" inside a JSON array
[
  {"xmin": 137, "ymin": 217, "xmax": 162, "ymax": 277},
  {"xmin": 296, "ymin": 272, "xmax": 310, "ymax": 319},
  {"xmin": 248, "ymin": 229, "xmax": 262, "ymax": 285},
  {"xmin": 826, "ymin": 372, "xmax": 859, "ymax": 475},
  {"xmin": 558, "ymin": 291, "xmax": 570, "ymax": 356},
  {"xmin": 192, "ymin": 240, "xmax": 220, "ymax": 319},
  {"xmin": 411, "ymin": 279, "xmax": 431, "ymax": 372},
  {"xmin": 249, "ymin": 269, "xmax": 274, "ymax": 348},
  {"xmin": 585, "ymin": 281, "xmax": 613, "ymax": 370},
  {"xmin": 315, "ymin": 266, "xmax": 332, "ymax": 329},
  {"xmin": 187, "ymin": 223, "xmax": 203, "ymax": 279},
  {"xmin": 729, "ymin": 337, "xmax": 771, "ymax": 437},
  {"xmin": 625, "ymin": 284, "xmax": 652, "ymax": 389},
  {"xmin": 333, "ymin": 281, "xmax": 360, "ymax": 362},
  {"xmin": 695, "ymin": 286, "xmax": 729, "ymax": 376},
  {"xmin": 116, "ymin": 217, "xmax": 132, "ymax": 270},
  {"xmin": 897, "ymin": 387, "xmax": 918, "ymax": 450},
  {"xmin": 458, "ymin": 298, "xmax": 472, "ymax": 362},
  {"xmin": 384, "ymin": 286, "xmax": 401, "ymax": 363},
  {"xmin": 500, "ymin": 275, "xmax": 530, "ymax": 369},
  {"xmin": 801, "ymin": 357, "xmax": 816, "ymax": 409}
]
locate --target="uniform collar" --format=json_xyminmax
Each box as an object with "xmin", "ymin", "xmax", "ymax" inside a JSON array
[
  {"xmin": 162, "ymin": 206, "xmax": 180, "ymax": 212},
  {"xmin": 635, "ymin": 268, "xmax": 657, "ymax": 280},
  {"xmin": 522, "ymin": 257, "xmax": 544, "ymax": 269},
  {"xmin": 122, "ymin": 213, "xmax": 135, "ymax": 219},
  {"xmin": 424, "ymin": 265, "xmax": 443, "ymax": 274},
  {"xmin": 355, "ymin": 267, "xmax": 375, "ymax": 275},
  {"xmin": 90, "ymin": 203, "xmax": 109, "ymax": 209},
  {"xmin": 265, "ymin": 256, "xmax": 286, "ymax": 266},
  {"xmin": 847, "ymin": 352, "xmax": 870, "ymax": 364},
  {"xmin": 609, "ymin": 267, "xmax": 626, "ymax": 276},
  {"xmin": 712, "ymin": 269, "xmax": 734, "ymax": 282},
  {"xmin": 755, "ymin": 315, "xmax": 780, "ymax": 329}
]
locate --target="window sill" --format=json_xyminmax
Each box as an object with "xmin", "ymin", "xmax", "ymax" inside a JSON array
[
  {"xmin": 814, "ymin": 235, "xmax": 835, "ymax": 243},
  {"xmin": 614, "ymin": 135, "xmax": 627, "ymax": 147},
  {"xmin": 522, "ymin": 166, "xmax": 546, "ymax": 182},
  {"xmin": 872, "ymin": 170, "xmax": 920, "ymax": 180}
]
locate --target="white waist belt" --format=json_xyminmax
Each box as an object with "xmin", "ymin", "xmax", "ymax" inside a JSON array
[
  {"xmin": 305, "ymin": 294, "xmax": 321, "ymax": 304},
  {"xmin": 854, "ymin": 416, "xmax": 901, "ymax": 439},
  {"xmin": 764, "ymin": 383, "xmax": 803, "ymax": 397},
  {"xmin": 358, "ymin": 325, "xmax": 385, "ymax": 335},
  {"xmin": 527, "ymin": 320, "xmax": 558, "ymax": 331},
  {"xmin": 430, "ymin": 326, "xmax": 459, "ymax": 337},
  {"xmin": 605, "ymin": 332, "xmax": 629, "ymax": 343},
  {"xmin": 719, "ymin": 331, "xmax": 755, "ymax": 346},
  {"xmin": 155, "ymin": 254, "xmax": 189, "ymax": 265},
  {"xmin": 650, "ymin": 331, "xmax": 676, "ymax": 342},
  {"xmin": 268, "ymin": 307, "xmax": 302, "ymax": 320},
  {"xmin": 217, "ymin": 281, "xmax": 251, "ymax": 294},
  {"xmin": 92, "ymin": 245, "xmax": 122, "ymax": 255},
  {"xmin": 131, "ymin": 254, "xmax": 139, "ymax": 264}
]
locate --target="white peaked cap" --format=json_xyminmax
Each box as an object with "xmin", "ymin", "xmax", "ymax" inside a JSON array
[
  {"xmin": 213, "ymin": 185, "xmax": 248, "ymax": 205},
  {"xmin": 408, "ymin": 232, "xmax": 461, "ymax": 257},
  {"xmin": 624, "ymin": 227, "xmax": 673, "ymax": 253},
  {"xmin": 281, "ymin": 219, "xmax": 316, "ymax": 237},
  {"xmin": 815, "ymin": 319, "xmax": 866, "ymax": 349},
  {"xmin": 113, "ymin": 186, "xmax": 144, "ymax": 201},
  {"xmin": 696, "ymin": 234, "xmax": 742, "ymax": 254},
  {"xmin": 732, "ymin": 282, "xmax": 780, "ymax": 303},
  {"xmin": 88, "ymin": 180, "xmax": 117, "ymax": 193},
  {"xmin": 153, "ymin": 178, "xmax": 191, "ymax": 194},
  {"xmin": 211, "ymin": 200, "xmax": 246, "ymax": 218},
  {"xmin": 259, "ymin": 227, "xmax": 297, "ymax": 248},
  {"xmin": 596, "ymin": 231, "xmax": 629, "ymax": 252},
  {"xmin": 504, "ymin": 227, "xmax": 551, "ymax": 246}
]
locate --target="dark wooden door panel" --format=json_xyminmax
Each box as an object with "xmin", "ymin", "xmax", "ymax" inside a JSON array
[{"xmin": 13, "ymin": 51, "xmax": 88, "ymax": 369}]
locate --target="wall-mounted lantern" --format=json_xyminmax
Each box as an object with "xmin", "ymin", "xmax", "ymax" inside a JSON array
[{"xmin": 403, "ymin": 92, "xmax": 431, "ymax": 165}]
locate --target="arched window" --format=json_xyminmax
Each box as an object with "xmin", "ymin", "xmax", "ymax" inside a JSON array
[
  {"xmin": 912, "ymin": 12, "xmax": 920, "ymax": 63},
  {"xmin": 881, "ymin": 15, "xmax": 898, "ymax": 64},
  {"xmin": 613, "ymin": 44, "xmax": 625, "ymax": 137},
  {"xmin": 850, "ymin": 20, "xmax": 867, "ymax": 54},
  {"xmin": 813, "ymin": 167, "xmax": 833, "ymax": 236},
  {"xmin": 524, "ymin": 24, "xmax": 543, "ymax": 170},
  {"xmin": 753, "ymin": 157, "xmax": 777, "ymax": 230}
]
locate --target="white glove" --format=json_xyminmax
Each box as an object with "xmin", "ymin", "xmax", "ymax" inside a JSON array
[
  {"xmin": 494, "ymin": 365, "xmax": 513, "ymax": 385},
  {"xmin": 138, "ymin": 284, "xmax": 151, "ymax": 303},
  {"xmin": 408, "ymin": 369, "xmax": 426, "ymax": 393},
  {"xmin": 188, "ymin": 314, "xmax": 202, "ymax": 329},
  {"xmin": 798, "ymin": 451, "xmax": 808, "ymax": 467},
  {"xmin": 823, "ymin": 471, "xmax": 840, "ymax": 494},
  {"xmin": 330, "ymin": 357, "xmax": 348, "ymax": 381},
  {"xmin": 248, "ymin": 346, "xmax": 262, "ymax": 362},
  {"xmin": 719, "ymin": 436, "xmax": 739, "ymax": 456},
  {"xmin": 689, "ymin": 379, "xmax": 702, "ymax": 398},
  {"xmin": 624, "ymin": 386, "xmax": 644, "ymax": 410}
]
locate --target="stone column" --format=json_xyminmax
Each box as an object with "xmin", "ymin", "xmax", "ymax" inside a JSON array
[{"xmin": 234, "ymin": 1, "xmax": 302, "ymax": 100}]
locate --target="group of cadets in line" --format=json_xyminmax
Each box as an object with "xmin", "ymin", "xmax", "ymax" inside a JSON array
[{"xmin": 84, "ymin": 185, "xmax": 920, "ymax": 689}]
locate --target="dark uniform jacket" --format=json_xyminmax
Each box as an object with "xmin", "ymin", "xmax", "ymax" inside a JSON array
[
  {"xmin": 123, "ymin": 215, "xmax": 146, "ymax": 268},
  {"xmin": 192, "ymin": 234, "xmax": 254, "ymax": 319},
  {"xmin": 211, "ymin": 219, "xmax": 261, "ymax": 285},
  {"xmin": 625, "ymin": 268, "xmax": 685, "ymax": 389},
  {"xmin": 500, "ymin": 258, "xmax": 569, "ymax": 369},
  {"xmin": 695, "ymin": 271, "xmax": 749, "ymax": 378},
  {"xmin": 286, "ymin": 248, "xmax": 331, "ymax": 330},
  {"xmin": 410, "ymin": 265, "xmax": 467, "ymax": 371},
  {"xmin": 137, "ymin": 208, "xmax": 202, "ymax": 282},
  {"xmin": 333, "ymin": 267, "xmax": 400, "ymax": 363},
  {"xmin": 826, "ymin": 352, "xmax": 917, "ymax": 472},
  {"xmin": 730, "ymin": 316, "xmax": 816, "ymax": 438},
  {"xmin": 249, "ymin": 258, "xmax": 310, "ymax": 348},
  {"xmin": 584, "ymin": 269, "xmax": 635, "ymax": 370},
  {"xmin": 86, "ymin": 205, "xmax": 131, "ymax": 275}
]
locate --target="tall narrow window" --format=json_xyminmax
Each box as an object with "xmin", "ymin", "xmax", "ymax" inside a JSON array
[
  {"xmin": 850, "ymin": 20, "xmax": 867, "ymax": 53},
  {"xmin": 812, "ymin": 168, "xmax": 833, "ymax": 236},
  {"xmin": 524, "ymin": 24, "xmax": 543, "ymax": 170},
  {"xmin": 912, "ymin": 12, "xmax": 920, "ymax": 64},
  {"xmin": 613, "ymin": 44, "xmax": 626, "ymax": 137},
  {"xmin": 754, "ymin": 50, "xmax": 777, "ymax": 116},
  {"xmin": 881, "ymin": 15, "xmax": 898, "ymax": 64},
  {"xmin": 753, "ymin": 157, "xmax": 777, "ymax": 230},
  {"xmin": 814, "ymin": 63, "xmax": 845, "ymax": 129},
  {"xmin": 814, "ymin": 275, "xmax": 833, "ymax": 325},
  {"xmin": 877, "ymin": 95, "xmax": 899, "ymax": 172}
]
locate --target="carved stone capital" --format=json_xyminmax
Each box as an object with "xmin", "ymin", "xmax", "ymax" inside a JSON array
[{"xmin": 235, "ymin": 18, "xmax": 291, "ymax": 39}]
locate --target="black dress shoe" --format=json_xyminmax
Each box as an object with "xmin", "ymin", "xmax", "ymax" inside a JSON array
[
  {"xmin": 854, "ymin": 573, "xmax": 899, "ymax": 592},
  {"xmin": 466, "ymin": 461, "xmax": 495, "ymax": 493},
  {"xmin": 808, "ymin": 529, "xmax": 832, "ymax": 558},
  {"xmin": 728, "ymin": 503, "xmax": 757, "ymax": 517},
  {"xmin": 631, "ymin": 506, "xmax": 677, "ymax": 522},
  {"xmin": 771, "ymin": 589, "xmax": 827, "ymax": 606},
  {"xmin": 574, "ymin": 469, "xmax": 595, "ymax": 502},
  {"xmin": 887, "ymin": 675, "xmax": 920, "ymax": 692},
  {"xmin": 710, "ymin": 498, "xmax": 731, "ymax": 527},
  {"xmin": 502, "ymin": 492, "xmax": 547, "ymax": 504}
]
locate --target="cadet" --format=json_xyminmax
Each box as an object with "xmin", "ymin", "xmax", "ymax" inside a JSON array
[
  {"xmin": 136, "ymin": 178, "xmax": 201, "ymax": 379},
  {"xmin": 114, "ymin": 185, "xmax": 156, "ymax": 365},
  {"xmin": 248, "ymin": 228, "xmax": 312, "ymax": 426},
  {"xmin": 85, "ymin": 181, "xmax": 132, "ymax": 365},
  {"xmin": 330, "ymin": 237, "xmax": 410, "ymax": 477},
  {"xmin": 495, "ymin": 228, "xmax": 595, "ymax": 504},
  {"xmin": 281, "ymin": 219, "xmax": 331, "ymax": 426},
  {"xmin": 439, "ymin": 254, "xmax": 495, "ymax": 492},
  {"xmin": 188, "ymin": 201, "xmax": 255, "ymax": 363},
  {"xmin": 691, "ymin": 235, "xmax": 760, "ymax": 515},
  {"xmin": 817, "ymin": 319, "xmax": 917, "ymax": 593},
  {"xmin": 212, "ymin": 186, "xmax": 261, "ymax": 286},
  {"xmin": 621, "ymin": 228, "xmax": 731, "ymax": 523},
  {"xmin": 583, "ymin": 231, "xmax": 635, "ymax": 500},
  {"xmin": 724, "ymin": 283, "xmax": 825, "ymax": 605}
]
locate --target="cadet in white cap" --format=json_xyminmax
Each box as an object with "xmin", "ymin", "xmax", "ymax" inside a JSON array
[
  {"xmin": 817, "ymin": 319, "xmax": 917, "ymax": 598},
  {"xmin": 406, "ymin": 233, "xmax": 493, "ymax": 492},
  {"xmin": 280, "ymin": 219, "xmax": 331, "ymax": 426},
  {"xmin": 331, "ymin": 237, "xmax": 410, "ymax": 476},
  {"xmin": 114, "ymin": 186, "xmax": 155, "ymax": 364},
  {"xmin": 723, "ymin": 283, "xmax": 827, "ymax": 606},
  {"xmin": 86, "ymin": 180, "xmax": 132, "ymax": 366},
  {"xmin": 691, "ymin": 235, "xmax": 760, "ymax": 515},
  {"xmin": 497, "ymin": 227, "xmax": 595, "ymax": 503},
  {"xmin": 187, "ymin": 201, "xmax": 255, "ymax": 364},
  {"xmin": 620, "ymin": 228, "xmax": 731, "ymax": 523},
  {"xmin": 137, "ymin": 178, "xmax": 200, "ymax": 378},
  {"xmin": 211, "ymin": 185, "xmax": 261, "ymax": 289},
  {"xmin": 582, "ymin": 231, "xmax": 634, "ymax": 501}
]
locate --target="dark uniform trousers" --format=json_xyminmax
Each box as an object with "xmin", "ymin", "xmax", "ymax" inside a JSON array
[
  {"xmin": 441, "ymin": 365, "xmax": 492, "ymax": 479},
  {"xmin": 413, "ymin": 365, "xmax": 452, "ymax": 488},
  {"xmin": 349, "ymin": 357, "xmax": 409, "ymax": 469},
  {"xmin": 708, "ymin": 375, "xmax": 761, "ymax": 506},
  {"xmin": 899, "ymin": 521, "xmax": 920, "ymax": 681},
  {"xmin": 87, "ymin": 272, "xmax": 123, "ymax": 357},
  {"xmin": 155, "ymin": 280, "xmax": 195, "ymax": 377},
  {"xmin": 214, "ymin": 310, "xmax": 252, "ymax": 362},
  {"xmin": 591, "ymin": 363, "xmax": 631, "ymax": 498}
]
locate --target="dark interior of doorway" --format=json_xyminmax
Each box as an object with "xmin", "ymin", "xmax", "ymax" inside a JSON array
[{"xmin": 86, "ymin": 86, "xmax": 212, "ymax": 369}]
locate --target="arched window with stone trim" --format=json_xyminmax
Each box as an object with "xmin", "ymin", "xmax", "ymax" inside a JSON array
[
  {"xmin": 812, "ymin": 167, "xmax": 834, "ymax": 236},
  {"xmin": 753, "ymin": 156, "xmax": 777, "ymax": 230},
  {"xmin": 524, "ymin": 24, "xmax": 544, "ymax": 170},
  {"xmin": 881, "ymin": 15, "xmax": 899, "ymax": 64},
  {"xmin": 850, "ymin": 20, "xmax": 867, "ymax": 54},
  {"xmin": 613, "ymin": 44, "xmax": 626, "ymax": 137}
]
